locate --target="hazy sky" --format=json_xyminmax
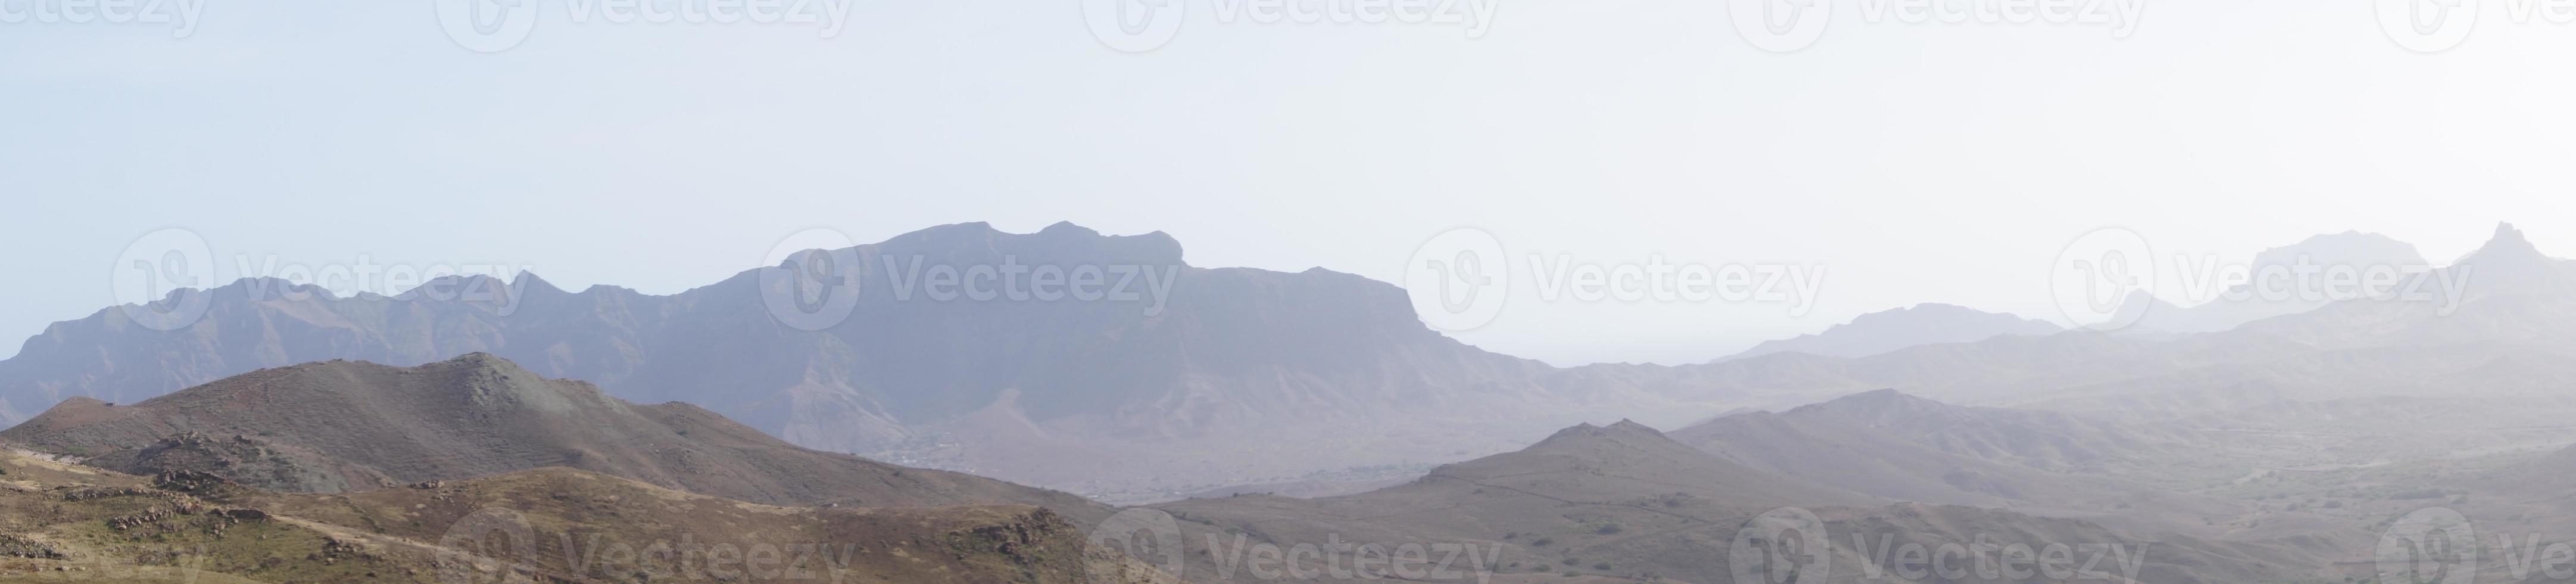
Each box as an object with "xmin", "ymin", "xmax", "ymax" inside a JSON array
[{"xmin": 4, "ymin": 0, "xmax": 2572, "ymax": 365}]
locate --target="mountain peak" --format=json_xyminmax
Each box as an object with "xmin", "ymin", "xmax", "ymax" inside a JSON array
[
  {"xmin": 1604, "ymin": 418, "xmax": 1660, "ymax": 433},
  {"xmin": 435, "ymin": 352, "xmax": 517, "ymax": 371},
  {"xmin": 2472, "ymin": 222, "xmax": 2541, "ymax": 257},
  {"xmin": 2455, "ymin": 221, "xmax": 2562, "ymax": 276},
  {"xmin": 1038, "ymin": 220, "xmax": 1099, "ymax": 237},
  {"xmin": 1539, "ymin": 418, "xmax": 1673, "ymax": 445}
]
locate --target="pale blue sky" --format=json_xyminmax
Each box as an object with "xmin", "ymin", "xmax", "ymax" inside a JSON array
[{"xmin": 5, "ymin": 0, "xmax": 2573, "ymax": 364}]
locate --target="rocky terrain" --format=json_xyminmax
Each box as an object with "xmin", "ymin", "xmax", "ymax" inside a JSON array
[
  {"xmin": 1152, "ymin": 420, "xmax": 2348, "ymax": 583},
  {"xmin": 0, "ymin": 353, "xmax": 1109, "ymax": 523},
  {"xmin": 0, "ymin": 446, "xmax": 1161, "ymax": 583}
]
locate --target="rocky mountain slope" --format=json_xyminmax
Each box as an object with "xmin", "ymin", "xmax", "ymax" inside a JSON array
[
  {"xmin": 0, "ymin": 448, "xmax": 1147, "ymax": 583},
  {"xmin": 5, "ymin": 222, "xmax": 2571, "ymax": 505},
  {"xmin": 0, "ymin": 353, "xmax": 1107, "ymax": 521},
  {"xmin": 0, "ymin": 222, "xmax": 1711, "ymax": 501},
  {"xmin": 1152, "ymin": 420, "xmax": 2339, "ymax": 583},
  {"xmin": 1666, "ymin": 389, "xmax": 2248, "ymax": 537}
]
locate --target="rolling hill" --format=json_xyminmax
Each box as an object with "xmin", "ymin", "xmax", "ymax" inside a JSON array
[
  {"xmin": 1150, "ymin": 420, "xmax": 2337, "ymax": 583},
  {"xmin": 0, "ymin": 353, "xmax": 1108, "ymax": 521}
]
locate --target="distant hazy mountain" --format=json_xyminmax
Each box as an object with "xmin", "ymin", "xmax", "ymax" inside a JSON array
[
  {"xmin": 1667, "ymin": 389, "xmax": 2223, "ymax": 520},
  {"xmin": 1, "ymin": 353, "xmax": 1105, "ymax": 518},
  {"xmin": 1155, "ymin": 420, "xmax": 2330, "ymax": 583},
  {"xmin": 2110, "ymin": 230, "xmax": 2429, "ymax": 334},
  {"xmin": 2445, "ymin": 222, "xmax": 2576, "ymax": 293},
  {"xmin": 2227, "ymin": 222, "xmax": 2576, "ymax": 349},
  {"xmin": 1724, "ymin": 303, "xmax": 2062, "ymax": 361},
  {"xmin": 0, "ymin": 222, "xmax": 1715, "ymax": 501},
  {"xmin": 6, "ymin": 221, "xmax": 2568, "ymax": 504}
]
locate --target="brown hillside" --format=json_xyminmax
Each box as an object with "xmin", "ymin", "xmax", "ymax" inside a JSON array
[{"xmin": 0, "ymin": 353, "xmax": 1107, "ymax": 521}]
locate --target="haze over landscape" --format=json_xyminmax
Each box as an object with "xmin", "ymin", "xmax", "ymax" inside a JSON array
[{"xmin": 10, "ymin": 0, "xmax": 2576, "ymax": 582}]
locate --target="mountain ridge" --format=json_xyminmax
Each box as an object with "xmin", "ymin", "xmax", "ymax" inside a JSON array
[
  {"xmin": 0, "ymin": 352, "xmax": 1111, "ymax": 521},
  {"xmin": 1724, "ymin": 303, "xmax": 2063, "ymax": 361}
]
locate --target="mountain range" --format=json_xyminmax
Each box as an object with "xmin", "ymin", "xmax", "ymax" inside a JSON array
[
  {"xmin": 1153, "ymin": 415, "xmax": 2343, "ymax": 583},
  {"xmin": 4, "ymin": 220, "xmax": 2572, "ymax": 505},
  {"xmin": 2108, "ymin": 230, "xmax": 2430, "ymax": 334},
  {"xmin": 0, "ymin": 353, "xmax": 1106, "ymax": 520},
  {"xmin": 7, "ymin": 220, "xmax": 2576, "ymax": 582},
  {"xmin": 1723, "ymin": 303, "xmax": 2063, "ymax": 361}
]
